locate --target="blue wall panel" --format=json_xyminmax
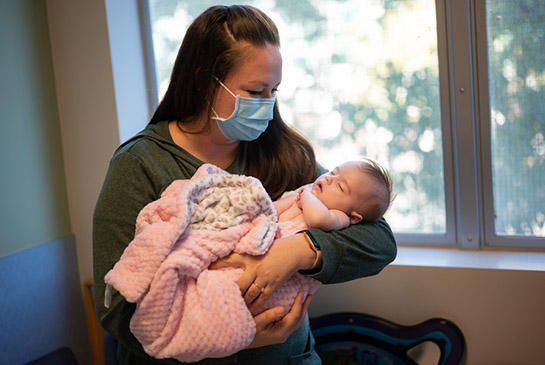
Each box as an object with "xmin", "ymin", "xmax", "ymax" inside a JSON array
[{"xmin": 0, "ymin": 236, "xmax": 91, "ymax": 364}]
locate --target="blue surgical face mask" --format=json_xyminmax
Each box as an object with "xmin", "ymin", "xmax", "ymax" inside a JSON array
[{"xmin": 212, "ymin": 78, "xmax": 276, "ymax": 141}]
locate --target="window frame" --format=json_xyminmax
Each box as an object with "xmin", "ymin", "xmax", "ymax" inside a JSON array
[
  {"xmin": 473, "ymin": 0, "xmax": 545, "ymax": 249},
  {"xmin": 394, "ymin": 0, "xmax": 457, "ymax": 247},
  {"xmin": 139, "ymin": 0, "xmax": 545, "ymax": 250}
]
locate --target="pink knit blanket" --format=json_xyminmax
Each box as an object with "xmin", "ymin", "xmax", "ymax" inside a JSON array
[{"xmin": 104, "ymin": 164, "xmax": 320, "ymax": 362}]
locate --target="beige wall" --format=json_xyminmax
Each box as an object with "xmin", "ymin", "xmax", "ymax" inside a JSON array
[
  {"xmin": 45, "ymin": 1, "xmax": 545, "ymax": 363},
  {"xmin": 46, "ymin": 0, "xmax": 150, "ymax": 282},
  {"xmin": 46, "ymin": 0, "xmax": 120, "ymax": 283},
  {"xmin": 310, "ymin": 264, "xmax": 545, "ymax": 364}
]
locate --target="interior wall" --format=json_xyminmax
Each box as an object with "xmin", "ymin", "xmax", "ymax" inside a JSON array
[
  {"xmin": 309, "ymin": 264, "xmax": 545, "ymax": 364},
  {"xmin": 0, "ymin": 0, "xmax": 71, "ymax": 258},
  {"xmin": 45, "ymin": 0, "xmax": 122, "ymax": 283},
  {"xmin": 46, "ymin": 0, "xmax": 151, "ymax": 283}
]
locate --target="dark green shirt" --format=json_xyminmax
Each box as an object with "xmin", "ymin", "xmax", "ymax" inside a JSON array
[{"xmin": 93, "ymin": 121, "xmax": 397, "ymax": 364}]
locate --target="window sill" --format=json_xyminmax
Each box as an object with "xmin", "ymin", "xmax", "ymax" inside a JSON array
[{"xmin": 392, "ymin": 245, "xmax": 545, "ymax": 272}]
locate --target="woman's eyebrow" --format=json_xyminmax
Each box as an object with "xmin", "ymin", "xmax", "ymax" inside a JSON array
[{"xmin": 246, "ymin": 80, "xmax": 281, "ymax": 88}]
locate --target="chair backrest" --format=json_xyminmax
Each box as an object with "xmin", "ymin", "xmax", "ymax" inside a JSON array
[
  {"xmin": 310, "ymin": 312, "xmax": 465, "ymax": 365},
  {"xmin": 83, "ymin": 278, "xmax": 106, "ymax": 365},
  {"xmin": 83, "ymin": 278, "xmax": 119, "ymax": 365}
]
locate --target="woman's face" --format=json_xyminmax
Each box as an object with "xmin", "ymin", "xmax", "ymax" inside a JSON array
[{"xmin": 212, "ymin": 42, "xmax": 282, "ymax": 123}]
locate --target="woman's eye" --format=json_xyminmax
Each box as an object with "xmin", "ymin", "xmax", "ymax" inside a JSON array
[
  {"xmin": 247, "ymin": 90, "xmax": 262, "ymax": 96},
  {"xmin": 272, "ymin": 88, "xmax": 279, "ymax": 95},
  {"xmin": 338, "ymin": 183, "xmax": 344, "ymax": 192}
]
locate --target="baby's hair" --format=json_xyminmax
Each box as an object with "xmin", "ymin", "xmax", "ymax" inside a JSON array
[{"xmin": 357, "ymin": 158, "xmax": 394, "ymax": 222}]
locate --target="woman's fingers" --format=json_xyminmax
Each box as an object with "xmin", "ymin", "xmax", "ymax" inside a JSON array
[
  {"xmin": 247, "ymin": 292, "xmax": 313, "ymax": 349},
  {"xmin": 248, "ymin": 279, "xmax": 278, "ymax": 310},
  {"xmin": 208, "ymin": 252, "xmax": 245, "ymax": 270},
  {"xmin": 244, "ymin": 281, "xmax": 265, "ymax": 305},
  {"xmin": 210, "ymin": 253, "xmax": 266, "ymax": 303},
  {"xmin": 280, "ymin": 292, "xmax": 312, "ymax": 331},
  {"xmin": 247, "ymin": 307, "xmax": 286, "ymax": 349},
  {"xmin": 295, "ymin": 292, "xmax": 313, "ymax": 327},
  {"xmin": 236, "ymin": 263, "xmax": 258, "ymax": 296},
  {"xmin": 254, "ymin": 307, "xmax": 286, "ymax": 331},
  {"xmin": 210, "ymin": 236, "xmax": 306, "ymax": 309}
]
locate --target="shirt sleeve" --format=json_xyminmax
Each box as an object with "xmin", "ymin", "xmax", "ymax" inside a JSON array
[
  {"xmin": 302, "ymin": 219, "xmax": 397, "ymax": 284},
  {"xmin": 93, "ymin": 151, "xmax": 165, "ymax": 357}
]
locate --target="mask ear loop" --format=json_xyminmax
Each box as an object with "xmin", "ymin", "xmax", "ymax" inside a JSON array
[
  {"xmin": 214, "ymin": 77, "xmax": 237, "ymax": 98},
  {"xmin": 211, "ymin": 77, "xmax": 238, "ymax": 121},
  {"xmin": 210, "ymin": 105, "xmax": 221, "ymax": 120}
]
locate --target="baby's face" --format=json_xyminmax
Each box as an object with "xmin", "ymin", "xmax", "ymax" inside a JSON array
[{"xmin": 311, "ymin": 161, "xmax": 372, "ymax": 216}]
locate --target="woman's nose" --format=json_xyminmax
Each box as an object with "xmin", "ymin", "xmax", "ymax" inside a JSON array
[{"xmin": 262, "ymin": 90, "xmax": 274, "ymax": 98}]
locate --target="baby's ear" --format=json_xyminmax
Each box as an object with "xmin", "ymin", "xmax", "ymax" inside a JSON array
[{"xmin": 349, "ymin": 211, "xmax": 363, "ymax": 224}]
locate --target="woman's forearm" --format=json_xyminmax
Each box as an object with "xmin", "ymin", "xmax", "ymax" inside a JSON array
[{"xmin": 302, "ymin": 219, "xmax": 397, "ymax": 284}]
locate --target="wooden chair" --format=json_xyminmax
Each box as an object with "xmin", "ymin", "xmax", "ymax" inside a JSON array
[
  {"xmin": 310, "ymin": 312, "xmax": 465, "ymax": 365},
  {"xmin": 83, "ymin": 278, "xmax": 115, "ymax": 365}
]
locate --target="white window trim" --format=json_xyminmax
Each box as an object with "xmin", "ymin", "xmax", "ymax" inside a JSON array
[{"xmin": 394, "ymin": 245, "xmax": 545, "ymax": 272}]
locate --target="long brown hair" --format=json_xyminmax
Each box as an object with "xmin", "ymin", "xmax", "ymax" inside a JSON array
[{"xmin": 150, "ymin": 5, "xmax": 316, "ymax": 199}]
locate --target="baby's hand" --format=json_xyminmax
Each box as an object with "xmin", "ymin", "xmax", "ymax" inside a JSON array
[
  {"xmin": 296, "ymin": 186, "xmax": 311, "ymax": 209},
  {"xmin": 295, "ymin": 187, "xmax": 305, "ymax": 202}
]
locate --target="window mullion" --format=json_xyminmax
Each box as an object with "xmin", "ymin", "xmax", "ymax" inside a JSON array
[
  {"xmin": 447, "ymin": 0, "xmax": 481, "ymax": 249},
  {"xmin": 474, "ymin": 0, "xmax": 498, "ymax": 247}
]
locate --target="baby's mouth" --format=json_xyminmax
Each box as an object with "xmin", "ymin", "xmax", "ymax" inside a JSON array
[{"xmin": 313, "ymin": 181, "xmax": 323, "ymax": 193}]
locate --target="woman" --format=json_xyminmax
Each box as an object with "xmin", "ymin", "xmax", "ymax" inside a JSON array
[{"xmin": 93, "ymin": 5, "xmax": 396, "ymax": 364}]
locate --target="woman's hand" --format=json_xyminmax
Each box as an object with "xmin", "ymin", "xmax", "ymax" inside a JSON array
[
  {"xmin": 209, "ymin": 233, "xmax": 317, "ymax": 310},
  {"xmin": 247, "ymin": 292, "xmax": 313, "ymax": 349}
]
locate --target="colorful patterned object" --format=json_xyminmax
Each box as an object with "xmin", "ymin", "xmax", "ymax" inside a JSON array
[{"xmin": 310, "ymin": 312, "xmax": 465, "ymax": 365}]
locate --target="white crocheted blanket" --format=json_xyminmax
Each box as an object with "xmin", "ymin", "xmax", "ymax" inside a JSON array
[{"xmin": 104, "ymin": 164, "xmax": 320, "ymax": 362}]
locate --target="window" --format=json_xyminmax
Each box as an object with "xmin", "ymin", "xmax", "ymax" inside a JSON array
[
  {"xmin": 142, "ymin": 0, "xmax": 545, "ymax": 249},
  {"xmin": 477, "ymin": 0, "xmax": 545, "ymax": 247}
]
